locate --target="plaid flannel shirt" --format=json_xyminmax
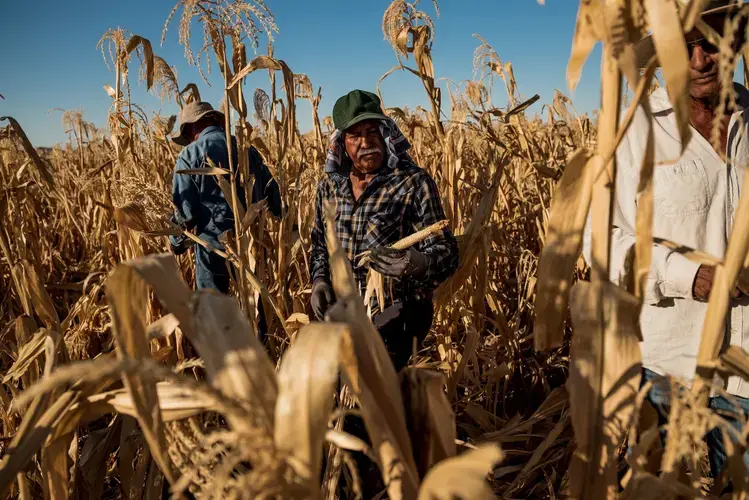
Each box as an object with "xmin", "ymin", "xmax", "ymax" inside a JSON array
[{"xmin": 309, "ymin": 156, "xmax": 459, "ymax": 310}]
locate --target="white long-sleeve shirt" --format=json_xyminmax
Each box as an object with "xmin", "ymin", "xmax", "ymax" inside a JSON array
[{"xmin": 584, "ymin": 85, "xmax": 749, "ymax": 397}]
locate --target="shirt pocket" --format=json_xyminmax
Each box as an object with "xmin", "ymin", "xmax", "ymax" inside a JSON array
[
  {"xmin": 652, "ymin": 159, "xmax": 710, "ymax": 216},
  {"xmin": 365, "ymin": 207, "xmax": 404, "ymax": 249}
]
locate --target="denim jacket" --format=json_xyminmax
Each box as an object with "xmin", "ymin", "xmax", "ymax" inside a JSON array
[{"xmin": 170, "ymin": 126, "xmax": 281, "ymax": 250}]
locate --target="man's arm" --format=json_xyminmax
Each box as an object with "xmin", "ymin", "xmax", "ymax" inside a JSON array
[
  {"xmin": 173, "ymin": 154, "xmax": 201, "ymax": 227},
  {"xmin": 410, "ymin": 173, "xmax": 459, "ymax": 288},
  {"xmin": 249, "ymin": 147, "xmax": 283, "ymax": 218},
  {"xmin": 170, "ymin": 154, "xmax": 201, "ymax": 252},
  {"xmin": 582, "ymin": 131, "xmax": 699, "ymax": 304},
  {"xmin": 309, "ymin": 180, "xmax": 331, "ymax": 284}
]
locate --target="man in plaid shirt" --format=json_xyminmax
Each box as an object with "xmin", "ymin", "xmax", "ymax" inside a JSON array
[{"xmin": 309, "ymin": 89, "xmax": 458, "ymax": 371}]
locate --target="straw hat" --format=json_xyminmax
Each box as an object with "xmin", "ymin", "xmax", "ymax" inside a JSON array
[
  {"xmin": 635, "ymin": 0, "xmax": 747, "ymax": 68},
  {"xmin": 171, "ymin": 101, "xmax": 225, "ymax": 146}
]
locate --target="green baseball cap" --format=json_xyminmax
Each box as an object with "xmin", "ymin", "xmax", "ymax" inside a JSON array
[{"xmin": 332, "ymin": 90, "xmax": 388, "ymax": 132}]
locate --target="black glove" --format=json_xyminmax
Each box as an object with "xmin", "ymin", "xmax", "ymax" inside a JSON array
[
  {"xmin": 169, "ymin": 234, "xmax": 193, "ymax": 255},
  {"xmin": 169, "ymin": 213, "xmax": 194, "ymax": 255},
  {"xmin": 368, "ymin": 247, "xmax": 428, "ymax": 279},
  {"xmin": 311, "ymin": 280, "xmax": 335, "ymax": 321}
]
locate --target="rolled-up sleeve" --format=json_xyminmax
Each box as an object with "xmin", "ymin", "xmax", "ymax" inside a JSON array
[{"xmin": 172, "ymin": 154, "xmax": 200, "ymax": 229}]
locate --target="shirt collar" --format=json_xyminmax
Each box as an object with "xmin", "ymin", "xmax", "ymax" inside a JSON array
[{"xmin": 198, "ymin": 125, "xmax": 223, "ymax": 138}]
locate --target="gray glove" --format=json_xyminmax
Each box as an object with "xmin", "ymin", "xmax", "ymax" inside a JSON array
[
  {"xmin": 311, "ymin": 280, "xmax": 335, "ymax": 321},
  {"xmin": 368, "ymin": 247, "xmax": 428, "ymax": 279}
]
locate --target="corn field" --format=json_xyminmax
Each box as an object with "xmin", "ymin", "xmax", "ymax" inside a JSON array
[{"xmin": 4, "ymin": 0, "xmax": 749, "ymax": 498}]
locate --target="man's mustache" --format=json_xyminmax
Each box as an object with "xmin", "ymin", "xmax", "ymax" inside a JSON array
[{"xmin": 358, "ymin": 147, "xmax": 382, "ymax": 158}]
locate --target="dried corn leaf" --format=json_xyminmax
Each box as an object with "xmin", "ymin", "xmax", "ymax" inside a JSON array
[
  {"xmin": 632, "ymin": 63, "xmax": 658, "ymax": 301},
  {"xmin": 416, "ymin": 444, "xmax": 504, "ymax": 500},
  {"xmin": 17, "ymin": 260, "xmax": 60, "ymax": 331},
  {"xmin": 0, "ymin": 116, "xmax": 55, "ymax": 190},
  {"xmin": 78, "ymin": 419, "xmax": 121, "ymax": 499},
  {"xmin": 363, "ymin": 269, "xmax": 385, "ymax": 317},
  {"xmin": 113, "ymin": 203, "xmax": 150, "ymax": 233},
  {"xmin": 125, "ymin": 35, "xmax": 154, "ymax": 90},
  {"xmin": 567, "ymin": 1, "xmax": 603, "ymax": 91},
  {"xmin": 13, "ymin": 355, "xmax": 121, "ymax": 409},
  {"xmin": 42, "ymin": 431, "xmax": 71, "ymax": 500},
  {"xmin": 682, "ymin": 0, "xmax": 712, "ymax": 32},
  {"xmin": 644, "ymin": 0, "xmax": 691, "ymax": 152},
  {"xmin": 86, "ymin": 381, "xmax": 221, "ymax": 422},
  {"xmin": 435, "ymin": 164, "xmax": 503, "ymax": 307},
  {"xmin": 114, "ymin": 254, "xmax": 195, "ymax": 341},
  {"xmin": 3, "ymin": 329, "xmax": 50, "ymax": 384},
  {"xmin": 146, "ymin": 313, "xmax": 180, "ymax": 341},
  {"xmin": 621, "ymin": 471, "xmax": 697, "ymax": 500},
  {"xmin": 401, "ymin": 368, "xmax": 457, "ymax": 479},
  {"xmin": 216, "ymin": 176, "xmax": 246, "ymax": 225},
  {"xmin": 228, "ymin": 56, "xmax": 283, "ymax": 90},
  {"xmin": 719, "ymin": 345, "xmax": 749, "ymax": 382},
  {"xmin": 0, "ymin": 392, "xmax": 77, "ymax": 491},
  {"xmin": 504, "ymin": 412, "xmax": 570, "ymax": 496},
  {"xmin": 118, "ymin": 416, "xmax": 138, "ymax": 499},
  {"xmin": 447, "ymin": 324, "xmax": 479, "ymax": 400},
  {"xmin": 285, "ymin": 312, "xmax": 310, "ymax": 325},
  {"xmin": 13, "ymin": 316, "xmax": 40, "ymax": 390},
  {"xmin": 145, "ymin": 461, "xmax": 164, "ymax": 500},
  {"xmin": 192, "ymin": 292, "xmax": 277, "ymax": 436},
  {"xmin": 275, "ymin": 323, "xmax": 352, "ymax": 488},
  {"xmin": 589, "ymin": 46, "xmax": 621, "ymax": 280},
  {"xmin": 567, "ymin": 280, "xmax": 642, "ymax": 498},
  {"xmin": 534, "ymin": 149, "xmax": 595, "ymax": 349},
  {"xmin": 106, "ymin": 263, "xmax": 175, "ymax": 484},
  {"xmin": 325, "ymin": 429, "xmax": 372, "ymax": 455},
  {"xmin": 175, "ymin": 167, "xmax": 231, "ymax": 176}
]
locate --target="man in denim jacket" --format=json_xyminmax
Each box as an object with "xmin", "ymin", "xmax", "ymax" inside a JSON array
[{"xmin": 169, "ymin": 101, "xmax": 281, "ymax": 293}]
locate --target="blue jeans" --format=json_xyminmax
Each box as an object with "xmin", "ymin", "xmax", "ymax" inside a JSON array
[
  {"xmin": 195, "ymin": 245, "xmax": 270, "ymax": 343},
  {"xmin": 642, "ymin": 368, "xmax": 749, "ymax": 480},
  {"xmin": 195, "ymin": 245, "xmax": 231, "ymax": 294},
  {"xmin": 706, "ymin": 393, "xmax": 749, "ymax": 479}
]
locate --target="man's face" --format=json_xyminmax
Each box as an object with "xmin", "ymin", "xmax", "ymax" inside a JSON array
[
  {"xmin": 344, "ymin": 120, "xmax": 385, "ymax": 174},
  {"xmin": 686, "ymin": 14, "xmax": 734, "ymax": 101}
]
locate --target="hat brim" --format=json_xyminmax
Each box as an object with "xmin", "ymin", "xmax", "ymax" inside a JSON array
[
  {"xmin": 171, "ymin": 110, "xmax": 225, "ymax": 146},
  {"xmin": 635, "ymin": 4, "xmax": 746, "ymax": 69},
  {"xmin": 337, "ymin": 112, "xmax": 389, "ymax": 133}
]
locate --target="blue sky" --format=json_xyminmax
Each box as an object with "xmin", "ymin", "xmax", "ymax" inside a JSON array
[{"xmin": 0, "ymin": 0, "xmax": 603, "ymax": 147}]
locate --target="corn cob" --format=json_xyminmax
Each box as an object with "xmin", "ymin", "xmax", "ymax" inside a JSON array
[{"xmin": 357, "ymin": 219, "xmax": 449, "ymax": 268}]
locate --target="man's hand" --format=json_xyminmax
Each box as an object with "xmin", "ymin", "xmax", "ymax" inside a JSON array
[
  {"xmin": 369, "ymin": 247, "xmax": 428, "ymax": 279},
  {"xmin": 168, "ymin": 234, "xmax": 194, "ymax": 256},
  {"xmin": 311, "ymin": 280, "xmax": 335, "ymax": 321},
  {"xmin": 693, "ymin": 264, "xmax": 742, "ymax": 301}
]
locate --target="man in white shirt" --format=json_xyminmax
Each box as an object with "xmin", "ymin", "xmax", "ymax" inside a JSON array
[{"xmin": 588, "ymin": 0, "xmax": 749, "ymax": 480}]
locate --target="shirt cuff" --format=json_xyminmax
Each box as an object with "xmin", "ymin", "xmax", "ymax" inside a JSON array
[{"xmin": 664, "ymin": 252, "xmax": 701, "ymax": 299}]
